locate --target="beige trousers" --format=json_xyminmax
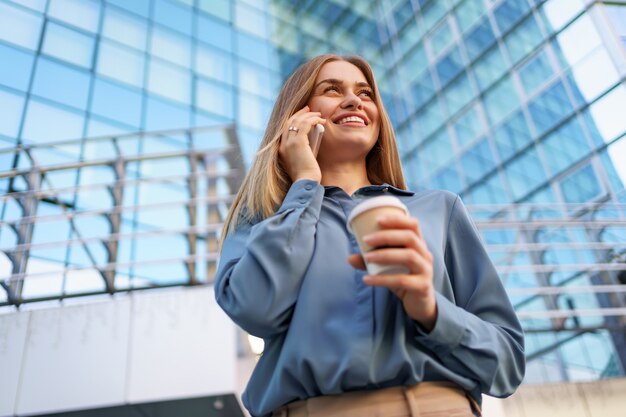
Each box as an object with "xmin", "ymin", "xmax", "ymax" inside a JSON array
[{"xmin": 272, "ymin": 382, "xmax": 479, "ymax": 417}]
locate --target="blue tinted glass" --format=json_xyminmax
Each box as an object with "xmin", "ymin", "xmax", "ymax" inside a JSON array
[
  {"xmin": 442, "ymin": 72, "xmax": 474, "ymax": 117},
  {"xmin": 0, "ymin": 2, "xmax": 43, "ymax": 50},
  {"xmin": 415, "ymin": 100, "xmax": 445, "ymax": 138},
  {"xmin": 504, "ymin": 14, "xmax": 543, "ymax": 64},
  {"xmin": 467, "ymin": 172, "xmax": 509, "ymax": 205},
  {"xmin": 504, "ymin": 146, "xmax": 547, "ymax": 200},
  {"xmin": 22, "ymin": 99, "xmax": 85, "ymax": 144},
  {"xmin": 195, "ymin": 45, "xmax": 233, "ymax": 84},
  {"xmin": 455, "ymin": 0, "xmax": 484, "ymax": 33},
  {"xmin": 102, "ymin": 7, "xmax": 148, "ymax": 50},
  {"xmin": 91, "ymin": 78, "xmax": 142, "ymax": 127},
  {"xmin": 464, "ymin": 17, "xmax": 496, "ymax": 62},
  {"xmin": 430, "ymin": 165, "xmax": 463, "ymax": 193},
  {"xmin": 0, "ymin": 43, "xmax": 34, "ymax": 92},
  {"xmin": 421, "ymin": 130, "xmax": 454, "ymax": 173},
  {"xmin": 198, "ymin": 0, "xmax": 231, "ymax": 22},
  {"xmin": 453, "ymin": 105, "xmax": 483, "ymax": 146},
  {"xmin": 42, "ymin": 22, "xmax": 95, "ymax": 68},
  {"xmin": 422, "ymin": 0, "xmax": 447, "ymax": 32},
  {"xmin": 430, "ymin": 20, "xmax": 453, "ymax": 55},
  {"xmin": 600, "ymin": 140, "xmax": 626, "ymax": 193},
  {"xmin": 48, "ymin": 0, "xmax": 101, "ymax": 33},
  {"xmin": 483, "ymin": 77, "xmax": 520, "ymax": 126},
  {"xmin": 393, "ymin": 1, "xmax": 414, "ymax": 30},
  {"xmin": 145, "ymin": 96, "xmax": 190, "ymax": 131},
  {"xmin": 0, "ymin": 89, "xmax": 25, "ymax": 138},
  {"xmin": 436, "ymin": 47, "xmax": 464, "ymax": 87},
  {"xmin": 97, "ymin": 40, "xmax": 145, "ymax": 87},
  {"xmin": 196, "ymin": 78, "xmax": 234, "ymax": 118},
  {"xmin": 154, "ymin": 0, "xmax": 192, "ymax": 35},
  {"xmin": 461, "ymin": 138, "xmax": 496, "ymax": 184},
  {"xmin": 492, "ymin": 111, "xmax": 532, "ymax": 161},
  {"xmin": 541, "ymin": 116, "xmax": 591, "ymax": 175},
  {"xmin": 494, "ymin": 0, "xmax": 530, "ymax": 34},
  {"xmin": 106, "ymin": 0, "xmax": 150, "ymax": 17},
  {"xmin": 237, "ymin": 32, "xmax": 273, "ymax": 68},
  {"xmin": 151, "ymin": 26, "xmax": 191, "ymax": 68},
  {"xmin": 197, "ymin": 14, "xmax": 232, "ymax": 51},
  {"xmin": 411, "ymin": 70, "xmax": 436, "ymax": 109},
  {"xmin": 472, "ymin": 45, "xmax": 507, "ymax": 90},
  {"xmin": 560, "ymin": 164, "xmax": 602, "ymax": 203},
  {"xmin": 147, "ymin": 59, "xmax": 191, "ymax": 103},
  {"xmin": 519, "ymin": 50, "xmax": 553, "ymax": 95},
  {"xmin": 528, "ymin": 81, "xmax": 574, "ymax": 136},
  {"xmin": 32, "ymin": 57, "xmax": 90, "ymax": 110}
]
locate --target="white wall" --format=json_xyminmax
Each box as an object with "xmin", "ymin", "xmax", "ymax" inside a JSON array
[{"xmin": 0, "ymin": 286, "xmax": 237, "ymax": 417}]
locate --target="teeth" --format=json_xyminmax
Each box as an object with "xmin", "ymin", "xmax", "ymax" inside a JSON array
[{"xmin": 338, "ymin": 116, "xmax": 365, "ymax": 125}]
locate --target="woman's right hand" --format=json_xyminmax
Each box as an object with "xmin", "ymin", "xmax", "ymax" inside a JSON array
[{"xmin": 279, "ymin": 106, "xmax": 326, "ymax": 183}]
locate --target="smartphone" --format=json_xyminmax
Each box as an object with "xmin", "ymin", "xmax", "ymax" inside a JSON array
[{"xmin": 308, "ymin": 124, "xmax": 324, "ymax": 157}]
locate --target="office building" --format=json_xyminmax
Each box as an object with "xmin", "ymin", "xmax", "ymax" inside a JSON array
[{"xmin": 1, "ymin": 0, "xmax": 626, "ymax": 415}]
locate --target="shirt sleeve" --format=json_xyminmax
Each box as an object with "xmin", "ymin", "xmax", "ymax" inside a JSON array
[
  {"xmin": 414, "ymin": 195, "xmax": 525, "ymax": 398},
  {"xmin": 214, "ymin": 179, "xmax": 325, "ymax": 338}
]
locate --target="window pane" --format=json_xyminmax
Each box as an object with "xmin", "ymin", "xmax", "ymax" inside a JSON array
[
  {"xmin": 32, "ymin": 57, "xmax": 91, "ymax": 110},
  {"xmin": 22, "ymin": 99, "xmax": 84, "ymax": 144},
  {"xmin": 528, "ymin": 81, "xmax": 574, "ymax": 136},
  {"xmin": 238, "ymin": 93, "xmax": 272, "ymax": 130},
  {"xmin": 472, "ymin": 45, "xmax": 507, "ymax": 90},
  {"xmin": 150, "ymin": 26, "xmax": 191, "ymax": 68},
  {"xmin": 0, "ymin": 89, "xmax": 25, "ymax": 138},
  {"xmin": 48, "ymin": 0, "xmax": 101, "ymax": 33},
  {"xmin": 483, "ymin": 76, "xmax": 520, "ymax": 126},
  {"xmin": 442, "ymin": 72, "xmax": 474, "ymax": 117},
  {"xmin": 493, "ymin": 0, "xmax": 531, "ymax": 35},
  {"xmin": 196, "ymin": 79, "xmax": 234, "ymax": 118},
  {"xmin": 195, "ymin": 45, "xmax": 233, "ymax": 84},
  {"xmin": 42, "ymin": 22, "xmax": 96, "ymax": 68},
  {"xmin": 601, "ymin": 138, "xmax": 626, "ymax": 194},
  {"xmin": 197, "ymin": 14, "xmax": 232, "ymax": 51},
  {"xmin": 411, "ymin": 70, "xmax": 436, "ymax": 109},
  {"xmin": 455, "ymin": 0, "xmax": 484, "ymax": 33},
  {"xmin": 145, "ymin": 96, "xmax": 190, "ymax": 131},
  {"xmin": 518, "ymin": 49, "xmax": 554, "ymax": 95},
  {"xmin": 493, "ymin": 111, "xmax": 532, "ymax": 162},
  {"xmin": 541, "ymin": 116, "xmax": 591, "ymax": 175},
  {"xmin": 154, "ymin": 0, "xmax": 192, "ymax": 35},
  {"xmin": 0, "ymin": 43, "xmax": 34, "ymax": 92},
  {"xmin": 91, "ymin": 78, "xmax": 142, "ymax": 127},
  {"xmin": 236, "ymin": 32, "xmax": 274, "ymax": 68},
  {"xmin": 464, "ymin": 16, "xmax": 496, "ymax": 62},
  {"xmin": 503, "ymin": 14, "xmax": 544, "ymax": 65},
  {"xmin": 147, "ymin": 59, "xmax": 191, "ymax": 103},
  {"xmin": 198, "ymin": 0, "xmax": 232, "ymax": 22},
  {"xmin": 97, "ymin": 40, "xmax": 145, "ymax": 87},
  {"xmin": 429, "ymin": 20, "xmax": 453, "ymax": 58},
  {"xmin": 106, "ymin": 0, "xmax": 150, "ymax": 18},
  {"xmin": 453, "ymin": 104, "xmax": 484, "ymax": 146},
  {"xmin": 0, "ymin": 2, "xmax": 43, "ymax": 50},
  {"xmin": 436, "ymin": 46, "xmax": 465, "ymax": 87},
  {"xmin": 505, "ymin": 146, "xmax": 547, "ymax": 200},
  {"xmin": 235, "ymin": 3, "xmax": 268, "ymax": 38},
  {"xmin": 461, "ymin": 138, "xmax": 496, "ymax": 184},
  {"xmin": 560, "ymin": 164, "xmax": 602, "ymax": 203},
  {"xmin": 102, "ymin": 7, "xmax": 148, "ymax": 50}
]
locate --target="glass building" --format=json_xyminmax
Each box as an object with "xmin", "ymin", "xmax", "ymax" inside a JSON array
[{"xmin": 1, "ymin": 0, "xmax": 626, "ymax": 390}]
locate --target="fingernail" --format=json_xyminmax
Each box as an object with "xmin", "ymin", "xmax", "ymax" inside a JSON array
[{"xmin": 363, "ymin": 235, "xmax": 374, "ymax": 243}]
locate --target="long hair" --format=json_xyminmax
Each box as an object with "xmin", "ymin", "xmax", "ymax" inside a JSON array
[{"xmin": 221, "ymin": 54, "xmax": 406, "ymax": 241}]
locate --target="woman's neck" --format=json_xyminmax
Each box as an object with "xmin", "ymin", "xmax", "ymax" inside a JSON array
[{"xmin": 319, "ymin": 161, "xmax": 371, "ymax": 196}]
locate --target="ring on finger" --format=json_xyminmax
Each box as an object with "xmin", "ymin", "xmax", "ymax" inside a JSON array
[{"xmin": 288, "ymin": 125, "xmax": 299, "ymax": 133}]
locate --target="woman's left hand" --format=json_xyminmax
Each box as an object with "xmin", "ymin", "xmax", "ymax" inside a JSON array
[{"xmin": 347, "ymin": 215, "xmax": 438, "ymax": 332}]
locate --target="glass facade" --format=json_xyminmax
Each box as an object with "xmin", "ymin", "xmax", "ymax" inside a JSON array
[{"xmin": 1, "ymin": 0, "xmax": 626, "ymax": 387}]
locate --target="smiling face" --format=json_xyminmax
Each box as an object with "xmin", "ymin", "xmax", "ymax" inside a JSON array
[{"xmin": 307, "ymin": 60, "xmax": 381, "ymax": 160}]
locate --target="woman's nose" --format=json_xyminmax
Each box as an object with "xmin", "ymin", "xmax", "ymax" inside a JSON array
[{"xmin": 341, "ymin": 91, "xmax": 363, "ymax": 109}]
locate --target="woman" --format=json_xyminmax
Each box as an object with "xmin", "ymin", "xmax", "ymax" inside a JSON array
[{"xmin": 215, "ymin": 54, "xmax": 525, "ymax": 417}]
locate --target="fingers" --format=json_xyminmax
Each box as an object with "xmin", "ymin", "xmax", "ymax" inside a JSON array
[
  {"xmin": 348, "ymin": 253, "xmax": 366, "ymax": 270},
  {"xmin": 364, "ymin": 247, "xmax": 432, "ymax": 276},
  {"xmin": 363, "ymin": 216, "xmax": 430, "ymax": 261},
  {"xmin": 284, "ymin": 106, "xmax": 326, "ymax": 137},
  {"xmin": 362, "ymin": 273, "xmax": 432, "ymax": 297}
]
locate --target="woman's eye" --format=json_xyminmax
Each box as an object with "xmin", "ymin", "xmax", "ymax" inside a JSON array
[
  {"xmin": 324, "ymin": 86, "xmax": 340, "ymax": 93},
  {"xmin": 359, "ymin": 90, "xmax": 373, "ymax": 97}
]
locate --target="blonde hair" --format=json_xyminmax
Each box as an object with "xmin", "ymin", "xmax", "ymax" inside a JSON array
[{"xmin": 221, "ymin": 54, "xmax": 406, "ymax": 241}]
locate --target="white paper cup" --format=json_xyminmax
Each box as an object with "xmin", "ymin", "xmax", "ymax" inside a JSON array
[{"xmin": 347, "ymin": 196, "xmax": 410, "ymax": 275}]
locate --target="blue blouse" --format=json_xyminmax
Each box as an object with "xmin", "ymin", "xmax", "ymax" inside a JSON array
[{"xmin": 215, "ymin": 179, "xmax": 525, "ymax": 417}]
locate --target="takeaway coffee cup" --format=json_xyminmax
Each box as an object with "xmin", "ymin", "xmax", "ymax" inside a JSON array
[{"xmin": 347, "ymin": 196, "xmax": 410, "ymax": 275}]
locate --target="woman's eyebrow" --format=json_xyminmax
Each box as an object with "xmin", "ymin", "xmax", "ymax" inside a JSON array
[{"xmin": 314, "ymin": 79, "xmax": 372, "ymax": 89}]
